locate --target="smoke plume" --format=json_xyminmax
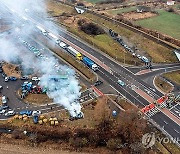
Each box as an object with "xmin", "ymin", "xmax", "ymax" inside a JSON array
[{"xmin": 0, "ymin": 0, "xmax": 82, "ymax": 117}]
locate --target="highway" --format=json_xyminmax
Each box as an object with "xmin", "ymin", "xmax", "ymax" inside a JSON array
[{"xmin": 0, "ymin": 3, "xmax": 180, "ymax": 145}]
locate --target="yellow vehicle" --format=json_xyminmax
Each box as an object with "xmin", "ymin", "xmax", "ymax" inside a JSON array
[{"xmin": 66, "ymin": 46, "xmax": 82, "ymax": 60}]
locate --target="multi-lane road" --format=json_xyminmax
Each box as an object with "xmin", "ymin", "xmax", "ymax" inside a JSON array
[{"xmin": 0, "ymin": 2, "xmax": 180, "ymax": 145}]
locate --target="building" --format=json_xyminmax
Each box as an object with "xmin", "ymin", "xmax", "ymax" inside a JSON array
[
  {"xmin": 137, "ymin": 6, "xmax": 151, "ymax": 13},
  {"xmin": 167, "ymin": 0, "xmax": 175, "ymax": 5}
]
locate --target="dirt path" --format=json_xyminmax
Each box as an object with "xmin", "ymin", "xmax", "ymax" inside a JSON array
[{"xmin": 0, "ymin": 143, "xmax": 82, "ymax": 154}]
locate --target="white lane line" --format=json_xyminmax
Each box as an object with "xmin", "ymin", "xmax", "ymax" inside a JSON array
[
  {"xmin": 110, "ymin": 63, "xmax": 114, "ymax": 67},
  {"xmin": 174, "ymin": 129, "xmax": 179, "ymax": 134},
  {"xmin": 164, "ymin": 121, "xmax": 168, "ymax": 124}
]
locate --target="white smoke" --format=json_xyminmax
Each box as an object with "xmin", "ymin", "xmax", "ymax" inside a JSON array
[{"xmin": 0, "ymin": 0, "xmax": 82, "ymax": 117}]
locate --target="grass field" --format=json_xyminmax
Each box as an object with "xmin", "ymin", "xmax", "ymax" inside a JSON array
[
  {"xmin": 136, "ymin": 10, "xmax": 180, "ymax": 40},
  {"xmin": 163, "ymin": 70, "xmax": 180, "ymax": 85},
  {"xmin": 107, "ymin": 6, "xmax": 136, "ymax": 15}
]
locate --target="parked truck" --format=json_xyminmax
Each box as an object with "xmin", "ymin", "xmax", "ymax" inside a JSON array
[{"xmin": 82, "ymin": 57, "xmax": 98, "ymax": 71}]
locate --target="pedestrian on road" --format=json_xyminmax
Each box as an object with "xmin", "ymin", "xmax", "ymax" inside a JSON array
[{"xmin": 7, "ymin": 86, "xmax": 8, "ymax": 89}]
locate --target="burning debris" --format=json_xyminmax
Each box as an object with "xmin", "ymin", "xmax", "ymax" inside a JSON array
[{"xmin": 0, "ymin": 0, "xmax": 83, "ymax": 118}]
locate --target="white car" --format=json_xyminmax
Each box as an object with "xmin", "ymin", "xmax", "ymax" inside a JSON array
[
  {"xmin": 0, "ymin": 109, "xmax": 6, "ymax": 114},
  {"xmin": 2, "ymin": 96, "xmax": 8, "ymax": 104},
  {"xmin": 5, "ymin": 77, "xmax": 9, "ymax": 82},
  {"xmin": 32, "ymin": 77, "xmax": 40, "ymax": 81},
  {"xmin": 5, "ymin": 110, "xmax": 15, "ymax": 117},
  {"xmin": 137, "ymin": 54, "xmax": 142, "ymax": 59},
  {"xmin": 32, "ymin": 110, "xmax": 41, "ymax": 116}
]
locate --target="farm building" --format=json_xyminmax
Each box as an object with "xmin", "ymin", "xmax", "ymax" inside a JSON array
[{"xmin": 137, "ymin": 6, "xmax": 151, "ymax": 13}]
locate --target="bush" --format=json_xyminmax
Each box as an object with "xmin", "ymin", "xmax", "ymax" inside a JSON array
[
  {"xmin": 167, "ymin": 8, "xmax": 175, "ymax": 12},
  {"xmin": 69, "ymin": 137, "xmax": 89, "ymax": 147},
  {"xmin": 107, "ymin": 138, "xmax": 122, "ymax": 150},
  {"xmin": 77, "ymin": 19, "xmax": 105, "ymax": 35}
]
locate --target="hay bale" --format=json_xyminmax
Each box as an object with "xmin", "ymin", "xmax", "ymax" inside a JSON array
[
  {"xmin": 18, "ymin": 115, "xmax": 23, "ymax": 120},
  {"xmin": 14, "ymin": 115, "xmax": 19, "ymax": 119},
  {"xmin": 49, "ymin": 118, "xmax": 53, "ymax": 121},
  {"xmin": 43, "ymin": 118, "xmax": 48, "ymax": 123},
  {"xmin": 55, "ymin": 121, "xmax": 59, "ymax": 126},
  {"xmin": 38, "ymin": 120, "xmax": 43, "ymax": 125},
  {"xmin": 53, "ymin": 117, "xmax": 58, "ymax": 121},
  {"xmin": 23, "ymin": 114, "xmax": 27, "ymax": 118},
  {"xmin": 23, "ymin": 117, "xmax": 28, "ymax": 121},
  {"xmin": 39, "ymin": 115, "xmax": 45, "ymax": 120},
  {"xmin": 50, "ymin": 120, "xmax": 55, "ymax": 126}
]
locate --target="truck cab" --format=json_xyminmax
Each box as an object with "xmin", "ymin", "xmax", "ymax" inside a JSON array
[{"xmin": 92, "ymin": 64, "xmax": 98, "ymax": 71}]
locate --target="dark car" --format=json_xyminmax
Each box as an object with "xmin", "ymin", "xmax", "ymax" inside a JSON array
[
  {"xmin": 0, "ymin": 105, "xmax": 9, "ymax": 111},
  {"xmin": 2, "ymin": 72, "xmax": 7, "ymax": 78},
  {"xmin": 9, "ymin": 76, "xmax": 17, "ymax": 81},
  {"xmin": 0, "ymin": 68, "xmax": 3, "ymax": 73},
  {"xmin": 19, "ymin": 110, "xmax": 32, "ymax": 116},
  {"xmin": 20, "ymin": 76, "xmax": 29, "ymax": 80},
  {"xmin": 94, "ymin": 80, "xmax": 103, "ymax": 86}
]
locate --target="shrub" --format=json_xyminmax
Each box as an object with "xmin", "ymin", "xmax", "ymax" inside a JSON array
[
  {"xmin": 167, "ymin": 8, "xmax": 175, "ymax": 12},
  {"xmin": 77, "ymin": 19, "xmax": 105, "ymax": 35},
  {"xmin": 107, "ymin": 138, "xmax": 122, "ymax": 150}
]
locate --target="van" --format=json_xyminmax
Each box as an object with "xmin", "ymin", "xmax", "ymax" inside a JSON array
[{"xmin": 2, "ymin": 96, "xmax": 8, "ymax": 104}]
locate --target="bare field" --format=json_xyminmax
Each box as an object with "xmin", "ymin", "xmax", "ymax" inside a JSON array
[
  {"xmin": 2, "ymin": 63, "xmax": 21, "ymax": 78},
  {"xmin": 122, "ymin": 11, "xmax": 157, "ymax": 20}
]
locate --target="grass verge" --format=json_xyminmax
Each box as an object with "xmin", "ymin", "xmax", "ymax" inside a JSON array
[
  {"xmin": 83, "ymin": 12, "xmax": 178, "ymax": 63},
  {"xmin": 154, "ymin": 76, "xmax": 173, "ymax": 93},
  {"xmin": 163, "ymin": 70, "xmax": 180, "ymax": 85}
]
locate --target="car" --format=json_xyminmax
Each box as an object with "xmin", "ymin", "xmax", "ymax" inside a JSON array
[
  {"xmin": 2, "ymin": 73, "xmax": 7, "ymax": 78},
  {"xmin": 94, "ymin": 80, "xmax": 103, "ymax": 86},
  {"xmin": 9, "ymin": 76, "xmax": 17, "ymax": 81},
  {"xmin": 32, "ymin": 77, "xmax": 40, "ymax": 81},
  {"xmin": 5, "ymin": 110, "xmax": 15, "ymax": 117},
  {"xmin": 117, "ymin": 79, "xmax": 125, "ymax": 86},
  {"xmin": 0, "ymin": 105, "xmax": 9, "ymax": 111},
  {"xmin": 0, "ymin": 68, "xmax": 3, "ymax": 73},
  {"xmin": 132, "ymin": 53, "xmax": 136, "ymax": 57},
  {"xmin": 137, "ymin": 54, "xmax": 142, "ymax": 59},
  {"xmin": 33, "ymin": 115, "xmax": 39, "ymax": 124},
  {"xmin": 141, "ymin": 56, "xmax": 149, "ymax": 63},
  {"xmin": 5, "ymin": 77, "xmax": 9, "ymax": 82},
  {"xmin": 20, "ymin": 76, "xmax": 29, "ymax": 80},
  {"xmin": 19, "ymin": 110, "xmax": 32, "ymax": 116},
  {"xmin": 0, "ymin": 109, "xmax": 6, "ymax": 114},
  {"xmin": 0, "ymin": 85, "xmax": 2, "ymax": 89},
  {"xmin": 69, "ymin": 112, "xmax": 84, "ymax": 121},
  {"xmin": 2, "ymin": 96, "xmax": 8, "ymax": 104},
  {"xmin": 32, "ymin": 110, "xmax": 41, "ymax": 116}
]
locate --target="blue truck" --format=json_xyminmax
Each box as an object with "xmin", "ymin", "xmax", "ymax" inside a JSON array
[{"xmin": 82, "ymin": 57, "xmax": 98, "ymax": 71}]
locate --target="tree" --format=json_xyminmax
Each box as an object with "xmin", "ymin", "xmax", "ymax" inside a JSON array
[{"xmin": 116, "ymin": 109, "xmax": 147, "ymax": 144}]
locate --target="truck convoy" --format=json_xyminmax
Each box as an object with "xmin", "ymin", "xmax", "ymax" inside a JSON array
[{"xmin": 36, "ymin": 25, "xmax": 99, "ymax": 72}]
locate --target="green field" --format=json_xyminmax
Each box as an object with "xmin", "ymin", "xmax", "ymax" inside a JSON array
[
  {"xmin": 107, "ymin": 6, "xmax": 136, "ymax": 15},
  {"xmin": 136, "ymin": 10, "xmax": 180, "ymax": 39}
]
